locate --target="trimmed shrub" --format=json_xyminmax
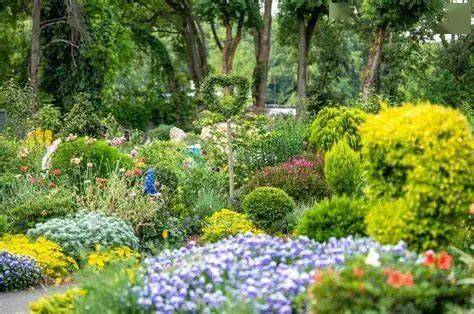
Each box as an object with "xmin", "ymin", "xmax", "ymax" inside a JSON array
[
  {"xmin": 30, "ymin": 288, "xmax": 85, "ymax": 314},
  {"xmin": 51, "ymin": 137, "xmax": 132, "ymax": 184},
  {"xmin": 242, "ymin": 187, "xmax": 296, "ymax": 234},
  {"xmin": 324, "ymin": 140, "xmax": 363, "ymax": 196},
  {"xmin": 62, "ymin": 93, "xmax": 101, "ymax": 137},
  {"xmin": 200, "ymin": 209, "xmax": 261, "ymax": 243},
  {"xmin": 309, "ymin": 106, "xmax": 367, "ymax": 152},
  {"xmin": 296, "ymin": 196, "xmax": 366, "ymax": 242},
  {"xmin": 245, "ymin": 156, "xmax": 329, "ymax": 202},
  {"xmin": 0, "ymin": 234, "xmax": 77, "ymax": 279},
  {"xmin": 361, "ymin": 103, "xmax": 474, "ymax": 250},
  {"xmin": 27, "ymin": 211, "xmax": 139, "ymax": 258},
  {"xmin": 0, "ymin": 250, "xmax": 42, "ymax": 291},
  {"xmin": 6, "ymin": 189, "xmax": 77, "ymax": 234}
]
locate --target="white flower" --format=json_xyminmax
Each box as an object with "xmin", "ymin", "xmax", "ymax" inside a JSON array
[
  {"xmin": 119, "ymin": 168, "xmax": 126, "ymax": 172},
  {"xmin": 87, "ymin": 162, "xmax": 94, "ymax": 168},
  {"xmin": 365, "ymin": 249, "xmax": 381, "ymax": 267},
  {"xmin": 66, "ymin": 133, "xmax": 77, "ymax": 142},
  {"xmin": 70, "ymin": 157, "xmax": 83, "ymax": 165},
  {"xmin": 130, "ymin": 149, "xmax": 138, "ymax": 157}
]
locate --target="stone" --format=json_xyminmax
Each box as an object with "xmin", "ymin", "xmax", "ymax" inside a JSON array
[{"xmin": 169, "ymin": 127, "xmax": 187, "ymax": 143}]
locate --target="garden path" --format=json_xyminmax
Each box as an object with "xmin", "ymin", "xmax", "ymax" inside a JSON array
[{"xmin": 0, "ymin": 283, "xmax": 74, "ymax": 314}]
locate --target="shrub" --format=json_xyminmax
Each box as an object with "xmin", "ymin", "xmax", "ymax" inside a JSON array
[
  {"xmin": 30, "ymin": 288, "xmax": 85, "ymax": 314},
  {"xmin": 27, "ymin": 211, "xmax": 139, "ymax": 258},
  {"xmin": 87, "ymin": 247, "xmax": 140, "ymax": 271},
  {"xmin": 324, "ymin": 140, "xmax": 363, "ymax": 196},
  {"xmin": 242, "ymin": 187, "xmax": 296, "ymax": 234},
  {"xmin": 309, "ymin": 106, "xmax": 367, "ymax": 152},
  {"xmin": 62, "ymin": 93, "xmax": 102, "ymax": 137},
  {"xmin": 0, "ymin": 79, "xmax": 34, "ymax": 137},
  {"xmin": 361, "ymin": 103, "xmax": 474, "ymax": 250},
  {"xmin": 137, "ymin": 140, "xmax": 187, "ymax": 172},
  {"xmin": 0, "ymin": 136, "xmax": 20, "ymax": 184},
  {"xmin": 296, "ymin": 196, "xmax": 366, "ymax": 242},
  {"xmin": 32, "ymin": 105, "xmax": 61, "ymax": 133},
  {"xmin": 308, "ymin": 250, "xmax": 472, "ymax": 313},
  {"xmin": 51, "ymin": 137, "xmax": 132, "ymax": 185},
  {"xmin": 0, "ymin": 234, "xmax": 77, "ymax": 279},
  {"xmin": 245, "ymin": 156, "xmax": 329, "ymax": 202},
  {"xmin": 155, "ymin": 166, "xmax": 179, "ymax": 193},
  {"xmin": 6, "ymin": 189, "xmax": 77, "ymax": 234},
  {"xmin": 0, "ymin": 250, "xmax": 42, "ymax": 291},
  {"xmin": 148, "ymin": 124, "xmax": 174, "ymax": 141},
  {"xmin": 200, "ymin": 209, "xmax": 261, "ymax": 243}
]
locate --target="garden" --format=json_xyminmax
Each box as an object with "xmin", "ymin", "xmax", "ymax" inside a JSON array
[{"xmin": 1, "ymin": 0, "xmax": 473, "ymax": 313}]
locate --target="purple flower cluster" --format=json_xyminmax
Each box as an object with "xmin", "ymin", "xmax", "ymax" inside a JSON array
[
  {"xmin": 0, "ymin": 250, "xmax": 42, "ymax": 292},
  {"xmin": 137, "ymin": 234, "xmax": 407, "ymax": 313}
]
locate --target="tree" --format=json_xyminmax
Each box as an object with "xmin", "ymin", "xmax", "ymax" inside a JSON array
[
  {"xmin": 197, "ymin": 0, "xmax": 260, "ymax": 75},
  {"xmin": 252, "ymin": 0, "xmax": 273, "ymax": 111},
  {"xmin": 278, "ymin": 0, "xmax": 328, "ymax": 118},
  {"xmin": 359, "ymin": 0, "xmax": 442, "ymax": 100}
]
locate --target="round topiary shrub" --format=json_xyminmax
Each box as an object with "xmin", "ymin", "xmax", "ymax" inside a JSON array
[
  {"xmin": 200, "ymin": 209, "xmax": 261, "ymax": 243},
  {"xmin": 27, "ymin": 211, "xmax": 139, "ymax": 259},
  {"xmin": 0, "ymin": 250, "xmax": 42, "ymax": 291},
  {"xmin": 309, "ymin": 106, "xmax": 367, "ymax": 152},
  {"xmin": 324, "ymin": 140, "xmax": 363, "ymax": 196},
  {"xmin": 296, "ymin": 196, "xmax": 366, "ymax": 243},
  {"xmin": 242, "ymin": 187, "xmax": 296, "ymax": 234},
  {"xmin": 360, "ymin": 103, "xmax": 474, "ymax": 250}
]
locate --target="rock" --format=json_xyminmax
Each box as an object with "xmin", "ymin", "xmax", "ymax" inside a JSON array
[
  {"xmin": 169, "ymin": 127, "xmax": 187, "ymax": 143},
  {"xmin": 200, "ymin": 126, "xmax": 212, "ymax": 140}
]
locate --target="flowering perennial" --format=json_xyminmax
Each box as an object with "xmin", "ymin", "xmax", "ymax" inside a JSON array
[
  {"xmin": 0, "ymin": 250, "xmax": 42, "ymax": 291},
  {"xmin": 137, "ymin": 234, "xmax": 407, "ymax": 313}
]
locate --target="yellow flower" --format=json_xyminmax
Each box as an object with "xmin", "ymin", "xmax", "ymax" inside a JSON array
[{"xmin": 162, "ymin": 230, "xmax": 169, "ymax": 239}]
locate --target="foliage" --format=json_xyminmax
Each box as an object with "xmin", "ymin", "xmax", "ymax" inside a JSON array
[
  {"xmin": 74, "ymin": 259, "xmax": 142, "ymax": 313},
  {"xmin": 87, "ymin": 247, "xmax": 140, "ymax": 271},
  {"xmin": 308, "ymin": 250, "xmax": 472, "ymax": 313},
  {"xmin": 137, "ymin": 234, "xmax": 407, "ymax": 312},
  {"xmin": 309, "ymin": 106, "xmax": 367, "ymax": 152},
  {"xmin": 245, "ymin": 156, "xmax": 329, "ymax": 202},
  {"xmin": 27, "ymin": 211, "xmax": 139, "ymax": 259},
  {"xmin": 51, "ymin": 137, "xmax": 132, "ymax": 186},
  {"xmin": 200, "ymin": 209, "xmax": 261, "ymax": 243},
  {"xmin": 155, "ymin": 166, "xmax": 179, "ymax": 194},
  {"xmin": 324, "ymin": 140, "xmax": 363, "ymax": 196},
  {"xmin": 30, "ymin": 288, "xmax": 86, "ymax": 314},
  {"xmin": 242, "ymin": 187, "xmax": 296, "ymax": 234},
  {"xmin": 296, "ymin": 196, "xmax": 366, "ymax": 243},
  {"xmin": 137, "ymin": 140, "xmax": 187, "ymax": 172},
  {"xmin": 32, "ymin": 105, "xmax": 62, "ymax": 133},
  {"xmin": 5, "ymin": 188, "xmax": 78, "ymax": 234},
  {"xmin": 361, "ymin": 103, "xmax": 474, "ymax": 250},
  {"xmin": 0, "ymin": 135, "xmax": 20, "ymax": 184},
  {"xmin": 0, "ymin": 250, "xmax": 42, "ymax": 292},
  {"xmin": 148, "ymin": 124, "xmax": 174, "ymax": 141},
  {"xmin": 62, "ymin": 93, "xmax": 102, "ymax": 137},
  {"xmin": 0, "ymin": 79, "xmax": 34, "ymax": 137},
  {"xmin": 110, "ymin": 98, "xmax": 152, "ymax": 131},
  {"xmin": 0, "ymin": 234, "xmax": 77, "ymax": 279},
  {"xmin": 201, "ymin": 75, "xmax": 250, "ymax": 119}
]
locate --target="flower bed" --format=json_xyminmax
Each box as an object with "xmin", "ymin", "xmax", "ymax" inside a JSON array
[
  {"xmin": 137, "ymin": 234, "xmax": 407, "ymax": 313},
  {"xmin": 0, "ymin": 250, "xmax": 42, "ymax": 291}
]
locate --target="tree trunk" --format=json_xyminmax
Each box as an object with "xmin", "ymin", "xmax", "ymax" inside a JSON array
[
  {"xmin": 362, "ymin": 27, "xmax": 386, "ymax": 101},
  {"xmin": 226, "ymin": 119, "xmax": 235, "ymax": 202},
  {"xmin": 296, "ymin": 19, "xmax": 308, "ymax": 119},
  {"xmin": 30, "ymin": 0, "xmax": 41, "ymax": 111},
  {"xmin": 252, "ymin": 0, "xmax": 272, "ymax": 112}
]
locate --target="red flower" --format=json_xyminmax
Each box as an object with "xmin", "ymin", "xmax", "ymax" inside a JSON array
[
  {"xmin": 20, "ymin": 166, "xmax": 30, "ymax": 173},
  {"xmin": 387, "ymin": 270, "xmax": 404, "ymax": 288},
  {"xmin": 437, "ymin": 251, "xmax": 452, "ymax": 270},
  {"xmin": 423, "ymin": 251, "xmax": 436, "ymax": 266},
  {"xmin": 124, "ymin": 170, "xmax": 134, "ymax": 177},
  {"xmin": 353, "ymin": 267, "xmax": 364, "ymax": 278},
  {"xmin": 383, "ymin": 268, "xmax": 393, "ymax": 275},
  {"xmin": 51, "ymin": 169, "xmax": 62, "ymax": 176},
  {"xmin": 49, "ymin": 181, "xmax": 57, "ymax": 189},
  {"xmin": 402, "ymin": 273, "xmax": 414, "ymax": 287},
  {"xmin": 133, "ymin": 168, "xmax": 143, "ymax": 176}
]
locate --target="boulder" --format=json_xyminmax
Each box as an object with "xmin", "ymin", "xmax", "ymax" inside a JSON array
[{"xmin": 169, "ymin": 127, "xmax": 187, "ymax": 143}]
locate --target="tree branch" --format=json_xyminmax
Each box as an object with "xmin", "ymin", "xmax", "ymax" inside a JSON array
[
  {"xmin": 43, "ymin": 39, "xmax": 79, "ymax": 50},
  {"xmin": 40, "ymin": 20, "xmax": 70, "ymax": 30},
  {"xmin": 211, "ymin": 20, "xmax": 223, "ymax": 51}
]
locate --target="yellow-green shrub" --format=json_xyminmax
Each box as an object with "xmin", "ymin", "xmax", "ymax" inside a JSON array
[
  {"xmin": 200, "ymin": 209, "xmax": 261, "ymax": 243},
  {"xmin": 0, "ymin": 234, "xmax": 77, "ymax": 278},
  {"xmin": 360, "ymin": 103, "xmax": 474, "ymax": 250},
  {"xmin": 29, "ymin": 287, "xmax": 85, "ymax": 314},
  {"xmin": 87, "ymin": 246, "xmax": 140, "ymax": 270}
]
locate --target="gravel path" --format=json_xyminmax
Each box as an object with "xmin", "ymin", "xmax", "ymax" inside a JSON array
[{"xmin": 0, "ymin": 283, "xmax": 74, "ymax": 314}]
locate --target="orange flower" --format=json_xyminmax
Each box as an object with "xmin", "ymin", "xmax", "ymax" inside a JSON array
[
  {"xmin": 469, "ymin": 203, "xmax": 474, "ymax": 215},
  {"xmin": 358, "ymin": 283, "xmax": 365, "ymax": 293},
  {"xmin": 402, "ymin": 273, "xmax": 414, "ymax": 287},
  {"xmin": 423, "ymin": 251, "xmax": 436, "ymax": 266},
  {"xmin": 133, "ymin": 168, "xmax": 143, "ymax": 176},
  {"xmin": 383, "ymin": 268, "xmax": 393, "ymax": 275},
  {"xmin": 124, "ymin": 170, "xmax": 134, "ymax": 177},
  {"xmin": 49, "ymin": 181, "xmax": 57, "ymax": 189},
  {"xmin": 20, "ymin": 166, "xmax": 30, "ymax": 173},
  {"xmin": 313, "ymin": 270, "xmax": 324, "ymax": 284},
  {"xmin": 51, "ymin": 169, "xmax": 62, "ymax": 175},
  {"xmin": 387, "ymin": 270, "xmax": 404, "ymax": 288},
  {"xmin": 95, "ymin": 177, "xmax": 108, "ymax": 185},
  {"xmin": 437, "ymin": 251, "xmax": 452, "ymax": 270},
  {"xmin": 353, "ymin": 267, "xmax": 364, "ymax": 278}
]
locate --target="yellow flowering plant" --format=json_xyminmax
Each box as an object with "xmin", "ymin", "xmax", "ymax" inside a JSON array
[
  {"xmin": 87, "ymin": 246, "xmax": 140, "ymax": 271},
  {"xmin": 29, "ymin": 287, "xmax": 85, "ymax": 314},
  {"xmin": 0, "ymin": 234, "xmax": 77, "ymax": 279}
]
